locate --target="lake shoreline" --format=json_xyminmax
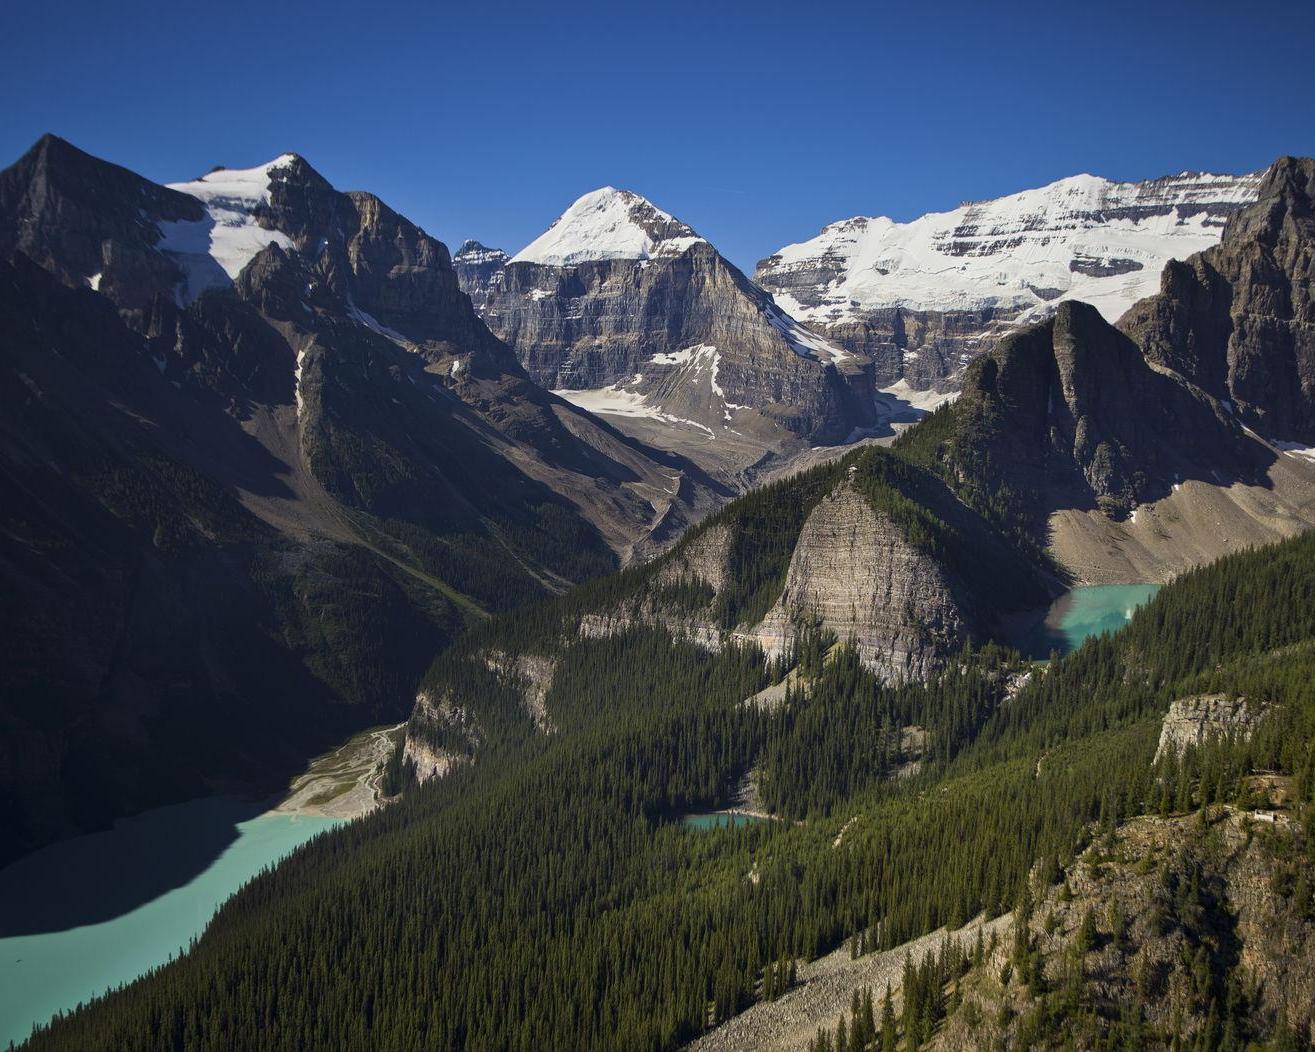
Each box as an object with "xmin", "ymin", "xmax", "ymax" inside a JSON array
[{"xmin": 0, "ymin": 721, "xmax": 406, "ymax": 1048}]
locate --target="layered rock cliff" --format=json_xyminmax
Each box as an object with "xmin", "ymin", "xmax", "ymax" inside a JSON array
[
  {"xmin": 588, "ymin": 450, "xmax": 1048, "ymax": 678},
  {"xmin": 747, "ymin": 484, "xmax": 971, "ymax": 681}
]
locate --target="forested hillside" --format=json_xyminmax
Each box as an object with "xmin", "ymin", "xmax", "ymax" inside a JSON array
[
  {"xmin": 397, "ymin": 441, "xmax": 1058, "ymax": 777},
  {"xmin": 23, "ymin": 523, "xmax": 1315, "ymax": 1050}
]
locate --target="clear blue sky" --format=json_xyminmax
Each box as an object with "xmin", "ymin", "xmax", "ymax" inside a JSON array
[{"xmin": 4, "ymin": 0, "xmax": 1313, "ymax": 271}]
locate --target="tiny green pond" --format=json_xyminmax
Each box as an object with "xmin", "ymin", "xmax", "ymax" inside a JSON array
[
  {"xmin": 1019, "ymin": 583, "xmax": 1161, "ymax": 659},
  {"xmin": 0, "ymin": 797, "xmax": 339, "ymax": 1048}
]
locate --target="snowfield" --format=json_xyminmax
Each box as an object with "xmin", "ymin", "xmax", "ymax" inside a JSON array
[{"xmin": 760, "ymin": 170, "xmax": 1264, "ymax": 326}]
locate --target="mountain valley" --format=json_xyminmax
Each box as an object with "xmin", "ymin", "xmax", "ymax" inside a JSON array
[{"xmin": 3, "ymin": 127, "xmax": 1315, "ymax": 1052}]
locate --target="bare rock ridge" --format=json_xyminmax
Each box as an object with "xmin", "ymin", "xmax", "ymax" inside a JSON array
[
  {"xmin": 944, "ymin": 299, "xmax": 1268, "ymax": 522},
  {"xmin": 755, "ymin": 169, "xmax": 1265, "ymax": 395},
  {"xmin": 454, "ymin": 188, "xmax": 882, "ymax": 476},
  {"xmin": 0, "ymin": 134, "xmax": 720, "ymax": 860}
]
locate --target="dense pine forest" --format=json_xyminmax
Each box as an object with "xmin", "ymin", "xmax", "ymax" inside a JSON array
[{"xmin": 20, "ymin": 518, "xmax": 1315, "ymax": 1049}]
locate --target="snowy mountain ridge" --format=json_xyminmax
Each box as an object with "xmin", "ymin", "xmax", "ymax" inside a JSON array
[
  {"xmin": 509, "ymin": 186, "xmax": 705, "ymax": 266},
  {"xmin": 757, "ymin": 168, "xmax": 1266, "ymax": 327}
]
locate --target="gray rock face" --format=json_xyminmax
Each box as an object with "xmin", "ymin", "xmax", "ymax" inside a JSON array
[
  {"xmin": 755, "ymin": 170, "xmax": 1265, "ymax": 396},
  {"xmin": 457, "ymin": 191, "xmax": 879, "ymax": 445},
  {"xmin": 480, "ymin": 650, "xmax": 557, "ymax": 733},
  {"xmin": 746, "ymin": 484, "xmax": 970, "ymax": 680},
  {"xmin": 1121, "ymin": 157, "xmax": 1315, "ymax": 444},
  {"xmin": 403, "ymin": 689, "xmax": 481, "ymax": 783},
  {"xmin": 1154, "ymin": 694, "xmax": 1266, "ymax": 762},
  {"xmin": 938, "ymin": 300, "xmax": 1270, "ymax": 524},
  {"xmin": 452, "ymin": 240, "xmax": 508, "ymax": 315},
  {"xmin": 656, "ymin": 522, "xmax": 734, "ymax": 594}
]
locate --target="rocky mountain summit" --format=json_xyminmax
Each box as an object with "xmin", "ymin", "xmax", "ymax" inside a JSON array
[
  {"xmin": 0, "ymin": 135, "xmax": 722, "ymax": 861},
  {"xmin": 928, "ymin": 807, "xmax": 1315, "ymax": 1050},
  {"xmin": 451, "ymin": 239, "xmax": 508, "ymax": 314},
  {"xmin": 455, "ymin": 188, "xmax": 883, "ymax": 479},
  {"xmin": 756, "ymin": 169, "xmax": 1265, "ymax": 394},
  {"xmin": 1122, "ymin": 156, "xmax": 1315, "ymax": 445}
]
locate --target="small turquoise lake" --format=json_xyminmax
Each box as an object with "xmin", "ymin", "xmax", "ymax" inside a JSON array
[
  {"xmin": 0, "ymin": 797, "xmax": 338, "ymax": 1048},
  {"xmin": 1018, "ymin": 583, "xmax": 1161, "ymax": 659},
  {"xmin": 682, "ymin": 812, "xmax": 767, "ymax": 831}
]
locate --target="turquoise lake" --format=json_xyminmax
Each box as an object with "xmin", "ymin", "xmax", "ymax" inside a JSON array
[
  {"xmin": 0, "ymin": 797, "xmax": 338, "ymax": 1048},
  {"xmin": 682, "ymin": 812, "xmax": 766, "ymax": 830},
  {"xmin": 1019, "ymin": 583, "xmax": 1161, "ymax": 658}
]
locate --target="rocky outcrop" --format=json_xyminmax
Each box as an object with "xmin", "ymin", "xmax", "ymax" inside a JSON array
[
  {"xmin": 481, "ymin": 651, "xmax": 557, "ymax": 733},
  {"xmin": 1121, "ymin": 156, "xmax": 1315, "ymax": 445},
  {"xmin": 928, "ymin": 809, "xmax": 1315, "ymax": 1050},
  {"xmin": 756, "ymin": 170, "xmax": 1264, "ymax": 398},
  {"xmin": 1154, "ymin": 694, "xmax": 1267, "ymax": 762},
  {"xmin": 402, "ymin": 689, "xmax": 482, "ymax": 784},
  {"xmin": 400, "ymin": 737, "xmax": 469, "ymax": 784},
  {"xmin": 656, "ymin": 522, "xmax": 734, "ymax": 594},
  {"xmin": 747, "ymin": 484, "xmax": 971, "ymax": 679}
]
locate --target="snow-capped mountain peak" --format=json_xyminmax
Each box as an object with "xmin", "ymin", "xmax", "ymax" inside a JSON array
[
  {"xmin": 509, "ymin": 186, "xmax": 705, "ymax": 266},
  {"xmin": 454, "ymin": 240, "xmax": 509, "ymax": 267}
]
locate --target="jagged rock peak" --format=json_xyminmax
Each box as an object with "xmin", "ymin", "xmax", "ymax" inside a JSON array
[
  {"xmin": 1221, "ymin": 154, "xmax": 1315, "ymax": 248},
  {"xmin": 509, "ymin": 186, "xmax": 705, "ymax": 266},
  {"xmin": 1119, "ymin": 154, "xmax": 1315, "ymax": 444},
  {"xmin": 454, "ymin": 240, "xmax": 508, "ymax": 265}
]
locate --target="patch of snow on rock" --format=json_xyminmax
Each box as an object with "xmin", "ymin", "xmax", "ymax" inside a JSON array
[
  {"xmin": 1274, "ymin": 439, "xmax": 1315, "ymax": 463},
  {"xmin": 158, "ymin": 156, "xmax": 299, "ymax": 304}
]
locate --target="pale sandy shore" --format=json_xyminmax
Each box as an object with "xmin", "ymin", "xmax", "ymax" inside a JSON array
[{"xmin": 272, "ymin": 723, "xmax": 405, "ymax": 820}]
